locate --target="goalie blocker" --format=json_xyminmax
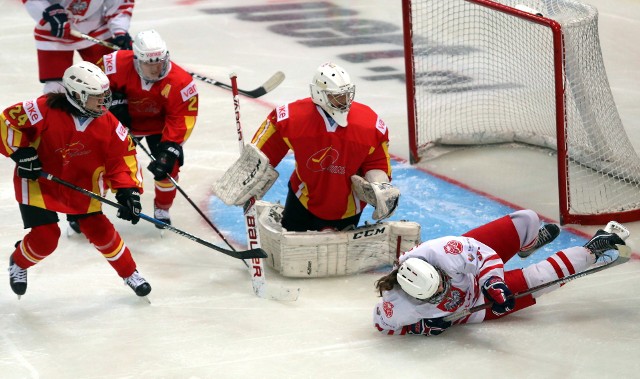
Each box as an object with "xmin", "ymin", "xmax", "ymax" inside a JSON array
[{"xmin": 255, "ymin": 201, "xmax": 421, "ymax": 277}]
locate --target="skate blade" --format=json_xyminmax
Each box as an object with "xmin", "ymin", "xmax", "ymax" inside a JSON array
[{"xmin": 140, "ymin": 296, "xmax": 151, "ymax": 304}]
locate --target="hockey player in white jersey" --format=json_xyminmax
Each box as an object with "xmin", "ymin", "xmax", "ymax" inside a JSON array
[{"xmin": 373, "ymin": 209, "xmax": 627, "ymax": 336}]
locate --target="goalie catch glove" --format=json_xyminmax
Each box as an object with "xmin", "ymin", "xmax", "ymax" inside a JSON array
[
  {"xmin": 351, "ymin": 172, "xmax": 400, "ymax": 220},
  {"xmin": 213, "ymin": 144, "xmax": 278, "ymax": 206},
  {"xmin": 147, "ymin": 142, "xmax": 183, "ymax": 181}
]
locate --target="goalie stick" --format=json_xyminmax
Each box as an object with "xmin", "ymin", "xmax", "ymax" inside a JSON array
[
  {"xmin": 444, "ymin": 223, "xmax": 632, "ymax": 323},
  {"xmin": 40, "ymin": 172, "xmax": 267, "ymax": 260},
  {"xmin": 69, "ymin": 30, "xmax": 284, "ymax": 99},
  {"xmin": 230, "ymin": 73, "xmax": 300, "ymax": 301}
]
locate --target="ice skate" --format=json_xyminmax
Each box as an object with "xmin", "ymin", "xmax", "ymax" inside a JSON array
[
  {"xmin": 66, "ymin": 220, "xmax": 82, "ymax": 237},
  {"xmin": 583, "ymin": 228, "xmax": 626, "ymax": 259},
  {"xmin": 154, "ymin": 205, "xmax": 171, "ymax": 230},
  {"xmin": 124, "ymin": 270, "xmax": 152, "ymax": 302},
  {"xmin": 518, "ymin": 223, "xmax": 561, "ymax": 258},
  {"xmin": 8, "ymin": 255, "xmax": 27, "ymax": 299}
]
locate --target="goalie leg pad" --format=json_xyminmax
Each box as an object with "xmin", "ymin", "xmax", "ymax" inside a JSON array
[
  {"xmin": 257, "ymin": 202, "xmax": 420, "ymax": 277},
  {"xmin": 351, "ymin": 175, "xmax": 400, "ymax": 220},
  {"xmin": 212, "ymin": 144, "xmax": 278, "ymax": 206}
]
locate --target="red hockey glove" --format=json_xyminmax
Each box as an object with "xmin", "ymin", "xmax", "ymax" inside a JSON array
[{"xmin": 482, "ymin": 276, "xmax": 515, "ymax": 316}]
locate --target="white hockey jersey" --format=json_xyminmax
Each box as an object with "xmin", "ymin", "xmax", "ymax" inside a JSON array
[
  {"xmin": 24, "ymin": 0, "xmax": 133, "ymax": 50},
  {"xmin": 373, "ymin": 236, "xmax": 506, "ymax": 334}
]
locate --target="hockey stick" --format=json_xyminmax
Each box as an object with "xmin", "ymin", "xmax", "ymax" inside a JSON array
[
  {"xmin": 128, "ymin": 133, "xmax": 247, "ymax": 267},
  {"xmin": 70, "ymin": 30, "xmax": 284, "ymax": 99},
  {"xmin": 40, "ymin": 172, "xmax": 267, "ymax": 260},
  {"xmin": 231, "ymin": 73, "xmax": 300, "ymax": 301},
  {"xmin": 190, "ymin": 71, "xmax": 285, "ymax": 99},
  {"xmin": 70, "ymin": 29, "xmax": 121, "ymax": 50},
  {"xmin": 444, "ymin": 243, "xmax": 632, "ymax": 323}
]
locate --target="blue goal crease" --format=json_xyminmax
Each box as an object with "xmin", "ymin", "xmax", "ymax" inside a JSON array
[{"xmin": 208, "ymin": 155, "xmax": 587, "ymax": 270}]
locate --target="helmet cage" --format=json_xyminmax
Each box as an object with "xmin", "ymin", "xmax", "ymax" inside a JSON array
[{"xmin": 132, "ymin": 30, "xmax": 171, "ymax": 83}]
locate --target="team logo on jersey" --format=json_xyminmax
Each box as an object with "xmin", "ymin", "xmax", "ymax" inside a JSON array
[
  {"xmin": 382, "ymin": 301, "xmax": 394, "ymax": 317},
  {"xmin": 116, "ymin": 123, "xmax": 128, "ymax": 141},
  {"xmin": 276, "ymin": 104, "xmax": 289, "ymax": 121},
  {"xmin": 375, "ymin": 117, "xmax": 387, "ymax": 135},
  {"xmin": 443, "ymin": 240, "xmax": 463, "ymax": 255},
  {"xmin": 22, "ymin": 99, "xmax": 43, "ymax": 125},
  {"xmin": 180, "ymin": 81, "xmax": 198, "ymax": 102},
  {"xmin": 68, "ymin": 0, "xmax": 89, "ymax": 16},
  {"xmin": 437, "ymin": 287, "xmax": 464, "ymax": 312},
  {"xmin": 56, "ymin": 141, "xmax": 89, "ymax": 165},
  {"xmin": 306, "ymin": 146, "xmax": 344, "ymax": 174}
]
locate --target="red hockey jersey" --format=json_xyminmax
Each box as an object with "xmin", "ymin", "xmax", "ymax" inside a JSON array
[
  {"xmin": 251, "ymin": 98, "xmax": 392, "ymax": 220},
  {"xmin": 0, "ymin": 96, "xmax": 142, "ymax": 215},
  {"xmin": 102, "ymin": 50, "xmax": 198, "ymax": 144}
]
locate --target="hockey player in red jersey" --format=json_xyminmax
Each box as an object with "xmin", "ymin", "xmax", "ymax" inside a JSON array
[
  {"xmin": 99, "ymin": 29, "xmax": 198, "ymax": 228},
  {"xmin": 372, "ymin": 210, "xmax": 628, "ymax": 336},
  {"xmin": 215, "ymin": 62, "xmax": 399, "ymax": 232},
  {"xmin": 0, "ymin": 61, "xmax": 151, "ymax": 299},
  {"xmin": 23, "ymin": 0, "xmax": 135, "ymax": 93}
]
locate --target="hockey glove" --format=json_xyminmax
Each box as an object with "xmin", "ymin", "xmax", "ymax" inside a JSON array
[
  {"xmin": 10, "ymin": 147, "xmax": 42, "ymax": 180},
  {"xmin": 406, "ymin": 317, "xmax": 452, "ymax": 336},
  {"xmin": 112, "ymin": 33, "xmax": 133, "ymax": 50},
  {"xmin": 115, "ymin": 188, "xmax": 141, "ymax": 225},
  {"xmin": 147, "ymin": 142, "xmax": 182, "ymax": 181},
  {"xmin": 42, "ymin": 4, "xmax": 70, "ymax": 39},
  {"xmin": 482, "ymin": 276, "xmax": 515, "ymax": 316},
  {"xmin": 109, "ymin": 92, "xmax": 131, "ymax": 128}
]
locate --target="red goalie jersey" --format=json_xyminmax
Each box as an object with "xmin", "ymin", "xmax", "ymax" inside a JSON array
[
  {"xmin": 102, "ymin": 50, "xmax": 198, "ymax": 144},
  {"xmin": 0, "ymin": 96, "xmax": 142, "ymax": 215},
  {"xmin": 251, "ymin": 98, "xmax": 392, "ymax": 221}
]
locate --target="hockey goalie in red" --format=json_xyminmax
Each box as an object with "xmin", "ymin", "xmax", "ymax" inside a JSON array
[
  {"xmin": 215, "ymin": 62, "xmax": 399, "ymax": 232},
  {"xmin": 100, "ymin": 29, "xmax": 198, "ymax": 228},
  {"xmin": 23, "ymin": 0, "xmax": 135, "ymax": 93},
  {"xmin": 373, "ymin": 210, "xmax": 627, "ymax": 336},
  {"xmin": 0, "ymin": 61, "xmax": 151, "ymax": 299}
]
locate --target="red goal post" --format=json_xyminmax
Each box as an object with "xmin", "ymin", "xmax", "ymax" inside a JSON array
[{"xmin": 402, "ymin": 0, "xmax": 640, "ymax": 225}]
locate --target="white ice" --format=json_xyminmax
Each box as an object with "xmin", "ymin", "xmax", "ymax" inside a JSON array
[{"xmin": 0, "ymin": 1, "xmax": 639, "ymax": 378}]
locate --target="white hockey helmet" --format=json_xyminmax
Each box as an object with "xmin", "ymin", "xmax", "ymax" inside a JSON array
[
  {"xmin": 62, "ymin": 61, "xmax": 112, "ymax": 118},
  {"xmin": 309, "ymin": 62, "xmax": 355, "ymax": 126},
  {"xmin": 132, "ymin": 29, "xmax": 171, "ymax": 83},
  {"xmin": 397, "ymin": 258, "xmax": 441, "ymax": 300}
]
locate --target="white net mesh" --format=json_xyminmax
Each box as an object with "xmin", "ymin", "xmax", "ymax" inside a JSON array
[{"xmin": 407, "ymin": 0, "xmax": 640, "ymax": 219}]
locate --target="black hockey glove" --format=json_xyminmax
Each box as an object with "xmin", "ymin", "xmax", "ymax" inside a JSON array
[
  {"xmin": 109, "ymin": 92, "xmax": 131, "ymax": 128},
  {"xmin": 112, "ymin": 33, "xmax": 133, "ymax": 50},
  {"xmin": 147, "ymin": 142, "xmax": 183, "ymax": 181},
  {"xmin": 482, "ymin": 276, "xmax": 515, "ymax": 316},
  {"xmin": 115, "ymin": 188, "xmax": 141, "ymax": 225},
  {"xmin": 406, "ymin": 317, "xmax": 452, "ymax": 336},
  {"xmin": 42, "ymin": 4, "xmax": 70, "ymax": 39},
  {"xmin": 10, "ymin": 147, "xmax": 42, "ymax": 180}
]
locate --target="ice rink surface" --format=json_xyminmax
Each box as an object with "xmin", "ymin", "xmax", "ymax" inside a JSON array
[{"xmin": 1, "ymin": 1, "xmax": 640, "ymax": 378}]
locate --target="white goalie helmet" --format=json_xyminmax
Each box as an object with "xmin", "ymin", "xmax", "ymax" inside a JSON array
[
  {"xmin": 397, "ymin": 258, "xmax": 441, "ymax": 300},
  {"xmin": 309, "ymin": 62, "xmax": 355, "ymax": 126},
  {"xmin": 62, "ymin": 61, "xmax": 112, "ymax": 118},
  {"xmin": 132, "ymin": 29, "xmax": 171, "ymax": 83}
]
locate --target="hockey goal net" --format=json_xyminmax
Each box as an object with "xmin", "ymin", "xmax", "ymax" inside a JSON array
[{"xmin": 403, "ymin": 0, "xmax": 640, "ymax": 224}]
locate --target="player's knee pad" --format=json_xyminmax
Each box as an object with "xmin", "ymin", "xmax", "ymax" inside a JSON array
[
  {"xmin": 25, "ymin": 223, "xmax": 61, "ymax": 256},
  {"xmin": 78, "ymin": 214, "xmax": 118, "ymax": 246}
]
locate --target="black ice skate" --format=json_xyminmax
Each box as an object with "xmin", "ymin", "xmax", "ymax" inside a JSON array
[
  {"xmin": 8, "ymin": 255, "xmax": 27, "ymax": 298},
  {"xmin": 518, "ymin": 223, "xmax": 561, "ymax": 258},
  {"xmin": 154, "ymin": 206, "xmax": 171, "ymax": 230},
  {"xmin": 124, "ymin": 270, "xmax": 152, "ymax": 297},
  {"xmin": 583, "ymin": 229, "xmax": 626, "ymax": 259}
]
